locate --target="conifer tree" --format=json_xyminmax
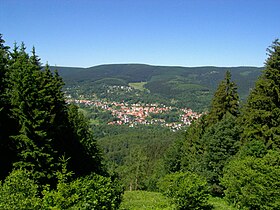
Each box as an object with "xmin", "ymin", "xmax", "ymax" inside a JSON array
[
  {"xmin": 7, "ymin": 44, "xmax": 59, "ymax": 182},
  {"xmin": 6, "ymin": 43, "xmax": 105, "ymax": 183},
  {"xmin": 241, "ymin": 39, "xmax": 280, "ymax": 149},
  {"xmin": 200, "ymin": 114, "xmax": 241, "ymax": 195},
  {"xmin": 207, "ymin": 71, "xmax": 239, "ymax": 124},
  {"xmin": 0, "ymin": 34, "xmax": 17, "ymax": 179}
]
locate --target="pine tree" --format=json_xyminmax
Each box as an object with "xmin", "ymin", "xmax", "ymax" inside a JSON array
[
  {"xmin": 7, "ymin": 44, "xmax": 59, "ymax": 182},
  {"xmin": 200, "ymin": 114, "xmax": 241, "ymax": 195},
  {"xmin": 207, "ymin": 71, "xmax": 239, "ymax": 124},
  {"xmin": 6, "ymin": 44, "xmax": 105, "ymax": 183},
  {"xmin": 241, "ymin": 39, "xmax": 280, "ymax": 149},
  {"xmin": 0, "ymin": 34, "xmax": 17, "ymax": 179}
]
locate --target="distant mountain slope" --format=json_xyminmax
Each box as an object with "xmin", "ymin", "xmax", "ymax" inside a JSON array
[{"xmin": 51, "ymin": 64, "xmax": 263, "ymax": 111}]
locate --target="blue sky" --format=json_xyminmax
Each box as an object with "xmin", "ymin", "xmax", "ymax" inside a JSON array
[{"xmin": 1, "ymin": 0, "xmax": 280, "ymax": 67}]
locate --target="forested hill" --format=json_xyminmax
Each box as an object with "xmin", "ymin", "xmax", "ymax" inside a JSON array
[{"xmin": 51, "ymin": 64, "xmax": 263, "ymax": 111}]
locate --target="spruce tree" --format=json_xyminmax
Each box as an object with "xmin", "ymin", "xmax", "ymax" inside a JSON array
[
  {"xmin": 200, "ymin": 114, "xmax": 241, "ymax": 195},
  {"xmin": 0, "ymin": 34, "xmax": 17, "ymax": 179},
  {"xmin": 6, "ymin": 43, "xmax": 105, "ymax": 184},
  {"xmin": 207, "ymin": 71, "xmax": 239, "ymax": 124},
  {"xmin": 241, "ymin": 39, "xmax": 280, "ymax": 149},
  {"xmin": 7, "ymin": 44, "xmax": 59, "ymax": 182}
]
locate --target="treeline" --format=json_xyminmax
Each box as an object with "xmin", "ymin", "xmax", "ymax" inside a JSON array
[
  {"xmin": 160, "ymin": 40, "xmax": 280, "ymax": 209},
  {"xmin": 97, "ymin": 126, "xmax": 184, "ymax": 191},
  {"xmin": 0, "ymin": 35, "xmax": 123, "ymax": 209}
]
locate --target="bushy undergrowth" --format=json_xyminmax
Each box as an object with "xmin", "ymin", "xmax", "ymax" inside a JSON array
[
  {"xmin": 0, "ymin": 168, "xmax": 123, "ymax": 209},
  {"xmin": 158, "ymin": 172, "xmax": 212, "ymax": 210}
]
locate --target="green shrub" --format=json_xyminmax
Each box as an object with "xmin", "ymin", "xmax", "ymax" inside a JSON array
[
  {"xmin": 0, "ymin": 169, "xmax": 41, "ymax": 209},
  {"xmin": 0, "ymin": 168, "xmax": 123, "ymax": 210},
  {"xmin": 43, "ymin": 172, "xmax": 123, "ymax": 210},
  {"xmin": 221, "ymin": 150, "xmax": 280, "ymax": 209},
  {"xmin": 158, "ymin": 172, "xmax": 212, "ymax": 210}
]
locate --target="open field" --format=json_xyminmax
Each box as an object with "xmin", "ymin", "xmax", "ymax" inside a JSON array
[
  {"xmin": 129, "ymin": 82, "xmax": 148, "ymax": 91},
  {"xmin": 119, "ymin": 191, "xmax": 237, "ymax": 210}
]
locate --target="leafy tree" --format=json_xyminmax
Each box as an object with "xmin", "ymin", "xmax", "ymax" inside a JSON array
[
  {"xmin": 241, "ymin": 39, "xmax": 280, "ymax": 149},
  {"xmin": 221, "ymin": 150, "xmax": 280, "ymax": 209},
  {"xmin": 158, "ymin": 172, "xmax": 212, "ymax": 210},
  {"xmin": 207, "ymin": 71, "xmax": 239, "ymax": 125}
]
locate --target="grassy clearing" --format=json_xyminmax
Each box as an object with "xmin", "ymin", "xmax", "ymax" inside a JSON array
[
  {"xmin": 209, "ymin": 197, "xmax": 237, "ymax": 210},
  {"xmin": 119, "ymin": 191, "xmax": 175, "ymax": 210},
  {"xmin": 119, "ymin": 191, "xmax": 237, "ymax": 210},
  {"xmin": 129, "ymin": 82, "xmax": 148, "ymax": 91}
]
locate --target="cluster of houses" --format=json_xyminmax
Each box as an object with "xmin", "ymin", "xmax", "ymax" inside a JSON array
[{"xmin": 67, "ymin": 99, "xmax": 202, "ymax": 131}]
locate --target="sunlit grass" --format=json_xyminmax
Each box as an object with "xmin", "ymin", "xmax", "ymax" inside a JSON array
[
  {"xmin": 129, "ymin": 82, "xmax": 148, "ymax": 91},
  {"xmin": 119, "ymin": 191, "xmax": 175, "ymax": 210},
  {"xmin": 209, "ymin": 196, "xmax": 237, "ymax": 210},
  {"xmin": 119, "ymin": 190, "xmax": 237, "ymax": 210}
]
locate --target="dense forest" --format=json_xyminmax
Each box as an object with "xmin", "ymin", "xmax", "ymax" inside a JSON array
[{"xmin": 1, "ymin": 33, "xmax": 280, "ymax": 209}]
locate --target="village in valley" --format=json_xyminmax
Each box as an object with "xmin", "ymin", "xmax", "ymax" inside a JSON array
[{"xmin": 66, "ymin": 97, "xmax": 202, "ymax": 131}]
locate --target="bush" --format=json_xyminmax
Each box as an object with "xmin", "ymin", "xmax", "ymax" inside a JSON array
[
  {"xmin": 0, "ymin": 168, "xmax": 123, "ymax": 210},
  {"xmin": 158, "ymin": 172, "xmax": 212, "ymax": 210},
  {"xmin": 43, "ymin": 173, "xmax": 124, "ymax": 209},
  {"xmin": 221, "ymin": 150, "xmax": 280, "ymax": 209},
  {"xmin": 0, "ymin": 169, "xmax": 41, "ymax": 209}
]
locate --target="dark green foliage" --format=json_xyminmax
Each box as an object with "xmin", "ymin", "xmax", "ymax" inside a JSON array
[
  {"xmin": 7, "ymin": 45, "xmax": 54, "ymax": 180},
  {"xmin": 178, "ymin": 115, "xmax": 209, "ymax": 173},
  {"xmin": 241, "ymin": 40, "xmax": 280, "ymax": 149},
  {"xmin": 1, "ymin": 42, "xmax": 105, "ymax": 184},
  {"xmin": 158, "ymin": 172, "xmax": 212, "ymax": 210},
  {"xmin": 200, "ymin": 114, "xmax": 241, "ymax": 195},
  {"xmin": 0, "ymin": 34, "xmax": 17, "ymax": 179},
  {"xmin": 164, "ymin": 71, "xmax": 241, "ymax": 196},
  {"xmin": 0, "ymin": 35, "xmax": 123, "ymax": 209},
  {"xmin": 221, "ymin": 150, "xmax": 280, "ymax": 209},
  {"xmin": 164, "ymin": 137, "xmax": 184, "ymax": 173},
  {"xmin": 6, "ymin": 46, "xmax": 70, "ymax": 183},
  {"xmin": 63, "ymin": 104, "xmax": 105, "ymax": 177},
  {"xmin": 207, "ymin": 71, "xmax": 239, "ymax": 124}
]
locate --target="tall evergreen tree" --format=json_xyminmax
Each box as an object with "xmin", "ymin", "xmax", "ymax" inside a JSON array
[
  {"xmin": 7, "ymin": 44, "xmax": 59, "ymax": 182},
  {"xmin": 6, "ymin": 44, "xmax": 104, "ymax": 184},
  {"xmin": 241, "ymin": 39, "xmax": 280, "ymax": 149},
  {"xmin": 200, "ymin": 114, "xmax": 241, "ymax": 195},
  {"xmin": 0, "ymin": 34, "xmax": 17, "ymax": 179},
  {"xmin": 207, "ymin": 71, "xmax": 239, "ymax": 124}
]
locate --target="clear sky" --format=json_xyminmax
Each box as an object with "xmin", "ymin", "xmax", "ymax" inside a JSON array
[{"xmin": 1, "ymin": 0, "xmax": 280, "ymax": 67}]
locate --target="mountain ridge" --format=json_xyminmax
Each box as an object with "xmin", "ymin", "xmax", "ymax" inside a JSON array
[{"xmin": 51, "ymin": 64, "xmax": 263, "ymax": 111}]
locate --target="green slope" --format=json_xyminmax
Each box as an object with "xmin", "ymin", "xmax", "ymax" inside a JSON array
[{"xmin": 52, "ymin": 64, "xmax": 263, "ymax": 111}]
